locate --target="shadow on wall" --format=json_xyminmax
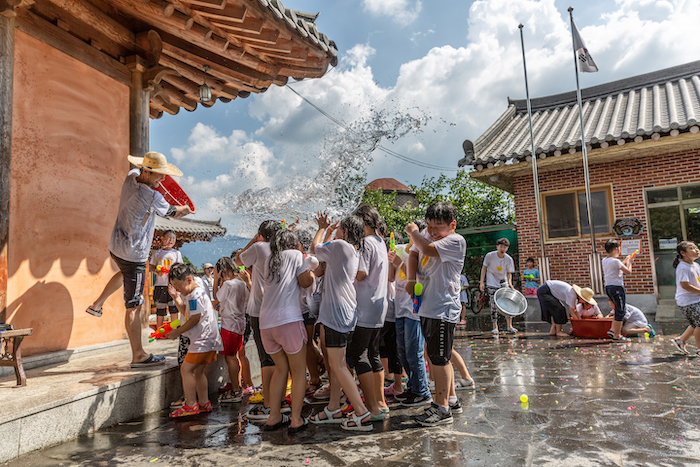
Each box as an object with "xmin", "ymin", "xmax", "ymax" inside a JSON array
[{"xmin": 6, "ymin": 280, "xmax": 73, "ymax": 353}]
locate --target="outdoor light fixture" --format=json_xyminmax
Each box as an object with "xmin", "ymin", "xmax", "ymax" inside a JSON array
[{"xmin": 199, "ymin": 65, "xmax": 212, "ymax": 103}]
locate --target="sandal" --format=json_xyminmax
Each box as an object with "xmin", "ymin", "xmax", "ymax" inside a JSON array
[
  {"xmin": 341, "ymin": 411, "xmax": 373, "ymax": 432},
  {"xmin": 288, "ymin": 417, "xmax": 310, "ymax": 434},
  {"xmin": 310, "ymin": 406, "xmax": 344, "ymax": 424},
  {"xmin": 263, "ymin": 413, "xmax": 291, "ymax": 431},
  {"xmin": 85, "ymin": 306, "xmax": 103, "ymax": 317}
]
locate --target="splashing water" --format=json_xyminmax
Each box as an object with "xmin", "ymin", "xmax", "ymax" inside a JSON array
[{"xmin": 226, "ymin": 107, "xmax": 429, "ymax": 232}]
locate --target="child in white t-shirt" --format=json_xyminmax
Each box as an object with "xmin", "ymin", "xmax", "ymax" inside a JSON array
[
  {"xmin": 150, "ymin": 230, "xmax": 183, "ymax": 328},
  {"xmin": 259, "ymin": 229, "xmax": 315, "ymax": 433},
  {"xmin": 480, "ymin": 238, "xmax": 516, "ymax": 335},
  {"xmin": 605, "ymin": 300, "xmax": 655, "ymax": 337},
  {"xmin": 310, "ymin": 212, "xmax": 374, "ymax": 432},
  {"xmin": 213, "ymin": 257, "xmax": 249, "ymax": 404},
  {"xmin": 167, "ymin": 263, "xmax": 223, "ymax": 418},
  {"xmin": 406, "ymin": 202, "xmax": 466, "ymax": 427},
  {"xmin": 603, "ymin": 239, "xmax": 635, "ymax": 341}
]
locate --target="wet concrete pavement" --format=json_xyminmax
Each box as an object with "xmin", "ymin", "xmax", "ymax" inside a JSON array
[{"xmin": 8, "ymin": 321, "xmax": 700, "ymax": 467}]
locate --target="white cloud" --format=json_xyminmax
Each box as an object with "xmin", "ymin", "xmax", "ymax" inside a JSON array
[{"xmin": 362, "ymin": 0, "xmax": 422, "ymax": 26}]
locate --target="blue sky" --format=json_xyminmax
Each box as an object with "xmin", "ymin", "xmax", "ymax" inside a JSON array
[{"xmin": 151, "ymin": 0, "xmax": 700, "ymax": 238}]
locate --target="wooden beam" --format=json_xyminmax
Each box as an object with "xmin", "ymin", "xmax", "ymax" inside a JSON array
[
  {"xmin": 135, "ymin": 30, "xmax": 162, "ymax": 67},
  {"xmin": 158, "ymin": 55, "xmax": 242, "ymax": 98},
  {"xmin": 126, "ymin": 56, "xmax": 150, "ymax": 156},
  {"xmin": 106, "ymin": 0, "xmax": 278, "ymax": 75},
  {"xmin": 150, "ymin": 99, "xmax": 180, "ymax": 115},
  {"xmin": 149, "ymin": 106, "xmax": 163, "ymax": 119},
  {"xmin": 41, "ymin": 0, "xmax": 134, "ymax": 49},
  {"xmin": 0, "ymin": 11, "xmax": 13, "ymax": 323},
  {"xmin": 15, "ymin": 10, "xmax": 130, "ymax": 85},
  {"xmin": 177, "ymin": 0, "xmax": 224, "ymax": 9},
  {"xmin": 210, "ymin": 11, "xmax": 262, "ymax": 33},
  {"xmin": 191, "ymin": 2, "xmax": 246, "ymax": 22},
  {"xmin": 215, "ymin": 23, "xmax": 278, "ymax": 45},
  {"xmin": 160, "ymin": 81, "xmax": 197, "ymax": 110}
]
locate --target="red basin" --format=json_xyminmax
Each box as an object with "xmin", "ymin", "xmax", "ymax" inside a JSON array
[{"xmin": 570, "ymin": 317, "xmax": 613, "ymax": 338}]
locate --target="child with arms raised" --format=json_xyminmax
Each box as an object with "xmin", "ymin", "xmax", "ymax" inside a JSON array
[
  {"xmin": 213, "ymin": 257, "xmax": 249, "ymax": 403},
  {"xmin": 406, "ymin": 202, "xmax": 466, "ymax": 426},
  {"xmin": 167, "ymin": 263, "xmax": 223, "ymax": 417},
  {"xmin": 259, "ymin": 229, "xmax": 314, "ymax": 432},
  {"xmin": 310, "ymin": 213, "xmax": 375, "ymax": 431}
]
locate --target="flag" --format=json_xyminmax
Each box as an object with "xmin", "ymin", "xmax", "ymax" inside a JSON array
[{"xmin": 571, "ymin": 19, "xmax": 598, "ymax": 73}]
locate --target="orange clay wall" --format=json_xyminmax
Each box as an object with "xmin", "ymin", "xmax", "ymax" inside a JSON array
[{"xmin": 6, "ymin": 30, "xmax": 130, "ymax": 356}]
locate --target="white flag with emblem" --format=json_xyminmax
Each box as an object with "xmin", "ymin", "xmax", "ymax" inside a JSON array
[{"xmin": 571, "ymin": 19, "xmax": 598, "ymax": 73}]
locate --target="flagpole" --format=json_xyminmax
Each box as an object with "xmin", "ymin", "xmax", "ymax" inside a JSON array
[
  {"xmin": 518, "ymin": 24, "xmax": 548, "ymax": 281},
  {"xmin": 568, "ymin": 7, "xmax": 596, "ymax": 255}
]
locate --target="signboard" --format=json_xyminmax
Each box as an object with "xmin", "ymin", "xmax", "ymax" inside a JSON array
[
  {"xmin": 659, "ymin": 238, "xmax": 678, "ymax": 250},
  {"xmin": 621, "ymin": 239, "xmax": 640, "ymax": 256},
  {"xmin": 612, "ymin": 218, "xmax": 644, "ymax": 236}
]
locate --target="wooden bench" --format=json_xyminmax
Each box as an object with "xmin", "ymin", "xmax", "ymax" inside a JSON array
[{"xmin": 0, "ymin": 328, "xmax": 33, "ymax": 387}]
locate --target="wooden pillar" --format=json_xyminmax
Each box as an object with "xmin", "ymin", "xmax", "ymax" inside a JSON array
[
  {"xmin": 0, "ymin": 10, "xmax": 15, "ymax": 323},
  {"xmin": 126, "ymin": 56, "xmax": 149, "ymax": 157}
]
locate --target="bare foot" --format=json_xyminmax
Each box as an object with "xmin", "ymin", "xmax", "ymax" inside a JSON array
[
  {"xmin": 549, "ymin": 331, "xmax": 557, "ymax": 336},
  {"xmin": 555, "ymin": 332, "xmax": 569, "ymax": 337}
]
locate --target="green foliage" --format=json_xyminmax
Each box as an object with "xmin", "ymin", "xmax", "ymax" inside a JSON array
[
  {"xmin": 361, "ymin": 170, "xmax": 514, "ymax": 235},
  {"xmin": 182, "ymin": 256, "xmax": 192, "ymax": 265}
]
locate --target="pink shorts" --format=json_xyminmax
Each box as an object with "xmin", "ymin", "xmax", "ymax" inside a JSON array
[
  {"xmin": 261, "ymin": 321, "xmax": 307, "ymax": 355},
  {"xmin": 524, "ymin": 287, "xmax": 538, "ymax": 296}
]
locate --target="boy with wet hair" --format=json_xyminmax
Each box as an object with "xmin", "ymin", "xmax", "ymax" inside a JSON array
[{"xmin": 406, "ymin": 201, "xmax": 466, "ymax": 426}]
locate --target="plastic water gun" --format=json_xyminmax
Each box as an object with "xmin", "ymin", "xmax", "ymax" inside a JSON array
[
  {"xmin": 281, "ymin": 219, "xmax": 287, "ymax": 229},
  {"xmin": 389, "ymin": 232, "xmax": 396, "ymax": 252},
  {"xmin": 413, "ymin": 282, "xmax": 423, "ymax": 314},
  {"xmin": 238, "ymin": 265, "xmax": 245, "ymax": 273},
  {"xmin": 629, "ymin": 249, "xmax": 639, "ymax": 260},
  {"xmin": 156, "ymin": 259, "xmax": 172, "ymax": 274},
  {"xmin": 149, "ymin": 319, "xmax": 181, "ymax": 342},
  {"xmin": 523, "ymin": 274, "xmax": 536, "ymax": 281}
]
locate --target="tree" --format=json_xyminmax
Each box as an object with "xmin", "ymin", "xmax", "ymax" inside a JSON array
[{"xmin": 361, "ymin": 169, "xmax": 514, "ymax": 234}]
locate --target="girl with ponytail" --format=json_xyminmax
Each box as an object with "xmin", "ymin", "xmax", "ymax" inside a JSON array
[{"xmin": 671, "ymin": 241, "xmax": 700, "ymax": 355}]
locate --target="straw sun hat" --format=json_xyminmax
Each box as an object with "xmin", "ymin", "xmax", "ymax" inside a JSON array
[
  {"xmin": 127, "ymin": 151, "xmax": 183, "ymax": 177},
  {"xmin": 572, "ymin": 285, "xmax": 597, "ymax": 306}
]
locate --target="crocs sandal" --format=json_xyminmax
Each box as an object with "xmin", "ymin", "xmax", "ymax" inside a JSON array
[
  {"xmin": 86, "ymin": 306, "xmax": 103, "ymax": 317},
  {"xmin": 169, "ymin": 403, "xmax": 199, "ymax": 418},
  {"xmin": 310, "ymin": 406, "xmax": 344, "ymax": 424},
  {"xmin": 130, "ymin": 354, "xmax": 166, "ymax": 368},
  {"xmin": 341, "ymin": 411, "xmax": 373, "ymax": 432}
]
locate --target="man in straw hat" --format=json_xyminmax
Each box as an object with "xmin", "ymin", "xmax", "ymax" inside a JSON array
[
  {"xmin": 85, "ymin": 152, "xmax": 192, "ymax": 367},
  {"xmin": 536, "ymin": 280, "xmax": 596, "ymax": 337}
]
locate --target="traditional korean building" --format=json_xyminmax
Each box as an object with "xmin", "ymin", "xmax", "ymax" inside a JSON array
[
  {"xmin": 0, "ymin": 0, "xmax": 337, "ymax": 354},
  {"xmin": 365, "ymin": 178, "xmax": 417, "ymax": 208},
  {"xmin": 459, "ymin": 61, "xmax": 700, "ymax": 319}
]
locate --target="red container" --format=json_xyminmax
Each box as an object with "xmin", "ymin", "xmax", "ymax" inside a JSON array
[
  {"xmin": 156, "ymin": 175, "xmax": 196, "ymax": 213},
  {"xmin": 570, "ymin": 317, "xmax": 613, "ymax": 338}
]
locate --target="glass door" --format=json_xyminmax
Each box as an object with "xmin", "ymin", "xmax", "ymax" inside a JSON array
[{"xmin": 648, "ymin": 205, "xmax": 682, "ymax": 299}]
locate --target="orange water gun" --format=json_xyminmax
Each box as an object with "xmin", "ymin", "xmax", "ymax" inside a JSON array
[
  {"xmin": 149, "ymin": 319, "xmax": 181, "ymax": 342},
  {"xmin": 629, "ymin": 249, "xmax": 639, "ymax": 260},
  {"xmin": 389, "ymin": 232, "xmax": 396, "ymax": 252}
]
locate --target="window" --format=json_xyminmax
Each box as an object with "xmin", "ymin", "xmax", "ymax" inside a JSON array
[{"xmin": 542, "ymin": 185, "xmax": 613, "ymax": 240}]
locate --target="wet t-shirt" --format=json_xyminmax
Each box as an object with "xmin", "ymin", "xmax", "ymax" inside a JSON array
[
  {"xmin": 150, "ymin": 248, "xmax": 183, "ymax": 286},
  {"xmin": 355, "ymin": 235, "xmax": 389, "ymax": 328},
  {"xmin": 216, "ymin": 278, "xmax": 248, "ymax": 335},
  {"xmin": 483, "ymin": 251, "xmax": 514, "ymax": 288},
  {"xmin": 183, "ymin": 285, "xmax": 223, "ymax": 353},
  {"xmin": 259, "ymin": 250, "xmax": 307, "ymax": 330},
  {"xmin": 315, "ymin": 240, "xmax": 359, "ymax": 334},
  {"xmin": 109, "ymin": 169, "xmax": 170, "ymax": 263},
  {"xmin": 417, "ymin": 233, "xmax": 466, "ymax": 324},
  {"xmin": 239, "ymin": 242, "xmax": 271, "ymax": 318}
]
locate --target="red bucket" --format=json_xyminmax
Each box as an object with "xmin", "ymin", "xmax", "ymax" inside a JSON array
[{"xmin": 570, "ymin": 317, "xmax": 613, "ymax": 338}]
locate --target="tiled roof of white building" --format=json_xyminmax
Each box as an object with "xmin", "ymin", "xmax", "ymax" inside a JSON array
[{"xmin": 459, "ymin": 60, "xmax": 700, "ymax": 167}]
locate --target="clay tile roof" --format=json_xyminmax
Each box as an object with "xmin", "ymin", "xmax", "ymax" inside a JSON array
[
  {"xmin": 366, "ymin": 178, "xmax": 412, "ymax": 193},
  {"xmin": 155, "ymin": 217, "xmax": 226, "ymax": 242},
  {"xmin": 459, "ymin": 60, "xmax": 700, "ymax": 167}
]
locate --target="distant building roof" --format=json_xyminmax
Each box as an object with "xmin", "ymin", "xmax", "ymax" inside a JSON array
[
  {"xmin": 366, "ymin": 178, "xmax": 413, "ymax": 193},
  {"xmin": 155, "ymin": 217, "xmax": 226, "ymax": 244},
  {"xmin": 459, "ymin": 60, "xmax": 700, "ymax": 167}
]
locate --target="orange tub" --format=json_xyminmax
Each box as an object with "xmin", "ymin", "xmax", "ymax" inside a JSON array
[{"xmin": 570, "ymin": 317, "xmax": 613, "ymax": 338}]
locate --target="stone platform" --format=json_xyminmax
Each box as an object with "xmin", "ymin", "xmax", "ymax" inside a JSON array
[
  {"xmin": 0, "ymin": 336, "xmax": 259, "ymax": 463},
  {"xmin": 6, "ymin": 321, "xmax": 700, "ymax": 467}
]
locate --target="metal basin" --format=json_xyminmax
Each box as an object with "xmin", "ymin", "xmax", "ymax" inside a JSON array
[{"xmin": 493, "ymin": 288, "xmax": 528, "ymax": 317}]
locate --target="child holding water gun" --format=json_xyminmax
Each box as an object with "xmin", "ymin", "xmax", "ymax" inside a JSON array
[
  {"xmin": 522, "ymin": 257, "xmax": 540, "ymax": 296},
  {"xmin": 213, "ymin": 257, "xmax": 249, "ymax": 404},
  {"xmin": 150, "ymin": 230, "xmax": 182, "ymax": 328},
  {"xmin": 406, "ymin": 202, "xmax": 466, "ymax": 427},
  {"xmin": 603, "ymin": 239, "xmax": 636, "ymax": 341},
  {"xmin": 167, "ymin": 263, "xmax": 223, "ymax": 418}
]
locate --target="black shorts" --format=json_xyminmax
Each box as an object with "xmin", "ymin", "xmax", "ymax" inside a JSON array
[
  {"xmin": 323, "ymin": 325, "xmax": 352, "ymax": 348},
  {"xmin": 110, "ymin": 252, "xmax": 146, "ymax": 309},
  {"xmin": 420, "ymin": 317, "xmax": 455, "ymax": 366},
  {"xmin": 152, "ymin": 286, "xmax": 177, "ymax": 316},
  {"xmin": 302, "ymin": 311, "xmax": 317, "ymax": 327},
  {"xmin": 250, "ymin": 316, "xmax": 274, "ymax": 368},
  {"xmin": 537, "ymin": 284, "xmax": 568, "ymax": 325},
  {"xmin": 243, "ymin": 314, "xmax": 252, "ymax": 345},
  {"xmin": 379, "ymin": 321, "xmax": 402, "ymax": 375},
  {"xmin": 346, "ymin": 326, "xmax": 383, "ymax": 375}
]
